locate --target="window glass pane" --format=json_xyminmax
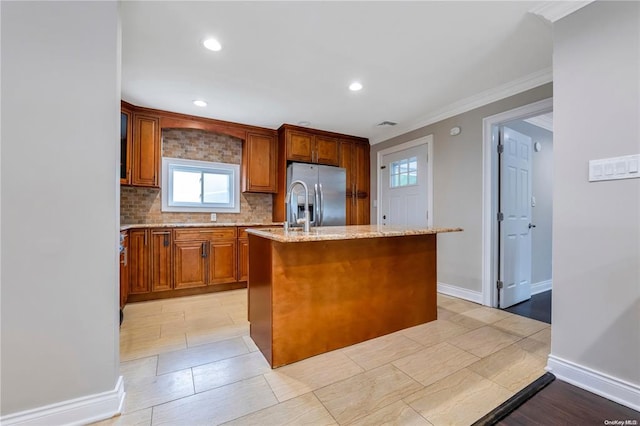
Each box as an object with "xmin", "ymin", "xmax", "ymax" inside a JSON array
[
  {"xmin": 408, "ymin": 172, "xmax": 417, "ymax": 185},
  {"xmin": 203, "ymin": 172, "xmax": 230, "ymax": 203},
  {"xmin": 172, "ymin": 170, "xmax": 201, "ymax": 203}
]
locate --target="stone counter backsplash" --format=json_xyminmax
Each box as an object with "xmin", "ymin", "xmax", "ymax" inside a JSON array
[
  {"xmin": 120, "ymin": 186, "xmax": 272, "ymax": 224},
  {"xmin": 120, "ymin": 128, "xmax": 273, "ymax": 225}
]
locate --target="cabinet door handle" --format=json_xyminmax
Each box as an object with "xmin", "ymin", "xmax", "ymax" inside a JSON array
[
  {"xmin": 144, "ymin": 231, "xmax": 148, "ymax": 246},
  {"xmin": 201, "ymin": 242, "xmax": 206, "ymax": 258},
  {"xmin": 163, "ymin": 234, "xmax": 169, "ymax": 247}
]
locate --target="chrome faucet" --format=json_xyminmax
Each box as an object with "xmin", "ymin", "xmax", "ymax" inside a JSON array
[{"xmin": 285, "ymin": 179, "xmax": 310, "ymax": 232}]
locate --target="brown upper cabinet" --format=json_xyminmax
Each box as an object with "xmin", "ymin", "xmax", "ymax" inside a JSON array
[
  {"xmin": 121, "ymin": 102, "xmax": 278, "ymax": 194},
  {"xmin": 282, "ymin": 126, "xmax": 340, "ymax": 166},
  {"xmin": 120, "ymin": 101, "xmax": 160, "ymax": 188},
  {"xmin": 120, "ymin": 105, "xmax": 133, "ymax": 184},
  {"xmin": 339, "ymin": 140, "xmax": 371, "ymax": 225},
  {"xmin": 131, "ymin": 113, "xmax": 161, "ymax": 187},
  {"xmin": 273, "ymin": 124, "xmax": 370, "ymax": 223},
  {"xmin": 242, "ymin": 132, "xmax": 278, "ymax": 193}
]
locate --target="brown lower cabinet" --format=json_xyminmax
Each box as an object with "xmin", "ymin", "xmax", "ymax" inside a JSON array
[
  {"xmin": 119, "ymin": 231, "xmax": 129, "ymax": 308},
  {"xmin": 173, "ymin": 227, "xmax": 237, "ymax": 289},
  {"xmin": 173, "ymin": 240, "xmax": 207, "ymax": 289},
  {"xmin": 237, "ymin": 226, "xmax": 272, "ymax": 283},
  {"xmin": 122, "ymin": 225, "xmax": 273, "ymax": 304},
  {"xmin": 151, "ymin": 229, "xmax": 172, "ymax": 292},
  {"xmin": 128, "ymin": 229, "xmax": 150, "ymax": 294}
]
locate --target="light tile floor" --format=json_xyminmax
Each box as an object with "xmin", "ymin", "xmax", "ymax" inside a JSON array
[{"xmin": 94, "ymin": 290, "xmax": 551, "ymax": 426}]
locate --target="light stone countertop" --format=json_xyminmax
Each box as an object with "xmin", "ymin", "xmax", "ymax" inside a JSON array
[
  {"xmin": 246, "ymin": 224, "xmax": 463, "ymax": 243},
  {"xmin": 120, "ymin": 222, "xmax": 281, "ymax": 231}
]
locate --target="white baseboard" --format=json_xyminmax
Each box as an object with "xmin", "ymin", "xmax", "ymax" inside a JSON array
[
  {"xmin": 0, "ymin": 376, "xmax": 125, "ymax": 426},
  {"xmin": 546, "ymin": 355, "xmax": 640, "ymax": 411},
  {"xmin": 437, "ymin": 282, "xmax": 483, "ymax": 304},
  {"xmin": 531, "ymin": 279, "xmax": 552, "ymax": 295}
]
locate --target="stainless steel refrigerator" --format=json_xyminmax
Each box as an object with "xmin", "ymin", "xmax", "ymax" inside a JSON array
[{"xmin": 287, "ymin": 162, "xmax": 346, "ymax": 227}]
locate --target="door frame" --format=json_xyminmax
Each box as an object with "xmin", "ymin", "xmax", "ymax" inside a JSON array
[
  {"xmin": 376, "ymin": 135, "xmax": 433, "ymax": 227},
  {"xmin": 482, "ymin": 98, "xmax": 552, "ymax": 307}
]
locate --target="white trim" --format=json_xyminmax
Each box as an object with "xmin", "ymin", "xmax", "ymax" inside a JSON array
[
  {"xmin": 529, "ymin": 1, "xmax": 594, "ymax": 23},
  {"xmin": 376, "ymin": 135, "xmax": 433, "ymax": 227},
  {"xmin": 546, "ymin": 355, "xmax": 640, "ymax": 412},
  {"xmin": 370, "ymin": 68, "xmax": 552, "ymax": 145},
  {"xmin": 0, "ymin": 376, "xmax": 125, "ymax": 426},
  {"xmin": 437, "ymin": 282, "xmax": 483, "ymax": 305},
  {"xmin": 482, "ymin": 98, "xmax": 553, "ymax": 307},
  {"xmin": 531, "ymin": 279, "xmax": 552, "ymax": 295}
]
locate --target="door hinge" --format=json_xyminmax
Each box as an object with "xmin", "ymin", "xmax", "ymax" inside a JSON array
[
  {"xmin": 497, "ymin": 212, "xmax": 504, "ymax": 221},
  {"xmin": 497, "ymin": 280, "xmax": 504, "ymax": 289},
  {"xmin": 497, "ymin": 144, "xmax": 504, "ymax": 154}
]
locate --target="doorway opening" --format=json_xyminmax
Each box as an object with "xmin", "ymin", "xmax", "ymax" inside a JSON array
[
  {"xmin": 376, "ymin": 135, "xmax": 433, "ymax": 227},
  {"xmin": 482, "ymin": 98, "xmax": 553, "ymax": 324}
]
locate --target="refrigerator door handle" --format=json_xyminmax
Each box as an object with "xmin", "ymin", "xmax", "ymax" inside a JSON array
[
  {"xmin": 313, "ymin": 184, "xmax": 320, "ymax": 227},
  {"xmin": 318, "ymin": 183, "xmax": 324, "ymax": 226}
]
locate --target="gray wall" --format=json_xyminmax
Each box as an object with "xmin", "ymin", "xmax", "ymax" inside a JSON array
[
  {"xmin": 1, "ymin": 1, "xmax": 120, "ymax": 415},
  {"xmin": 371, "ymin": 84, "xmax": 553, "ymax": 293},
  {"xmin": 552, "ymin": 1, "xmax": 639, "ymax": 384},
  {"xmin": 504, "ymin": 120, "xmax": 553, "ymax": 286}
]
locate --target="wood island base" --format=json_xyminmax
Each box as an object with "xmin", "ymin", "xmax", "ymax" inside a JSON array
[{"xmin": 248, "ymin": 233, "xmax": 438, "ymax": 368}]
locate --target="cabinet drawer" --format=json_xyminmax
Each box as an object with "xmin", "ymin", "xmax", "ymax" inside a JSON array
[{"xmin": 174, "ymin": 227, "xmax": 237, "ymax": 241}]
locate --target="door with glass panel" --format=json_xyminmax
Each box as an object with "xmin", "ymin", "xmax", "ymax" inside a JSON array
[{"xmin": 380, "ymin": 144, "xmax": 429, "ymax": 226}]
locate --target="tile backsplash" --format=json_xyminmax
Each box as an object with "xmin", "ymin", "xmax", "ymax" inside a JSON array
[{"xmin": 120, "ymin": 129, "xmax": 273, "ymax": 224}]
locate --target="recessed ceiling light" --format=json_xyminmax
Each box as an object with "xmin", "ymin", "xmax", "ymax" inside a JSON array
[
  {"xmin": 193, "ymin": 100, "xmax": 207, "ymax": 107},
  {"xmin": 203, "ymin": 38, "xmax": 222, "ymax": 52},
  {"xmin": 297, "ymin": 121, "xmax": 311, "ymax": 127},
  {"xmin": 349, "ymin": 82, "xmax": 363, "ymax": 91}
]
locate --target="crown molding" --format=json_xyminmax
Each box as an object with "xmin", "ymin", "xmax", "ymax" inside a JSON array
[
  {"xmin": 370, "ymin": 67, "xmax": 553, "ymax": 145},
  {"xmin": 529, "ymin": 1, "xmax": 594, "ymax": 23}
]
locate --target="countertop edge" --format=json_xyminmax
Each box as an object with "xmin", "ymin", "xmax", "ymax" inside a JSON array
[
  {"xmin": 120, "ymin": 223, "xmax": 282, "ymax": 231},
  {"xmin": 246, "ymin": 226, "xmax": 463, "ymax": 243}
]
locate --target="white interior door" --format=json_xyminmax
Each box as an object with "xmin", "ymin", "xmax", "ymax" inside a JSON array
[
  {"xmin": 500, "ymin": 126, "xmax": 533, "ymax": 308},
  {"xmin": 380, "ymin": 144, "xmax": 429, "ymax": 227}
]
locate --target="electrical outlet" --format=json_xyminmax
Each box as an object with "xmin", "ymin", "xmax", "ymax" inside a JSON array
[{"xmin": 210, "ymin": 213, "xmax": 217, "ymax": 222}]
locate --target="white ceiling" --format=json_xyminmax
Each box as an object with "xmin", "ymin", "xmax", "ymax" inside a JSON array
[{"xmin": 120, "ymin": 1, "xmax": 553, "ymax": 144}]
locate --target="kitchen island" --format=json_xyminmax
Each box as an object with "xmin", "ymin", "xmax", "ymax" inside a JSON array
[{"xmin": 246, "ymin": 225, "xmax": 462, "ymax": 368}]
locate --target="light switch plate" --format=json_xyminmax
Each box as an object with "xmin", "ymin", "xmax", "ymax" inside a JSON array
[
  {"xmin": 210, "ymin": 213, "xmax": 217, "ymax": 221},
  {"xmin": 589, "ymin": 154, "xmax": 640, "ymax": 182}
]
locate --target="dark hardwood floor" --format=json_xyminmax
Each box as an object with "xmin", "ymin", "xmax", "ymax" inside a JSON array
[
  {"xmin": 504, "ymin": 290, "xmax": 551, "ymax": 324},
  {"xmin": 498, "ymin": 379, "xmax": 640, "ymax": 425}
]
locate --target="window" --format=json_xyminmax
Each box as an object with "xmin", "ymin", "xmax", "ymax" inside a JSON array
[
  {"xmin": 390, "ymin": 156, "xmax": 418, "ymax": 188},
  {"xmin": 161, "ymin": 157, "xmax": 240, "ymax": 213}
]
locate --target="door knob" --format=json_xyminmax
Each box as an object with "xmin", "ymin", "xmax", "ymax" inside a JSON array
[
  {"xmin": 383, "ymin": 215, "xmax": 386, "ymax": 219},
  {"xmin": 528, "ymin": 223, "xmax": 536, "ymax": 229}
]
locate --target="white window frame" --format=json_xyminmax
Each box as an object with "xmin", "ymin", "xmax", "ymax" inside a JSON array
[{"xmin": 161, "ymin": 157, "xmax": 240, "ymax": 213}]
